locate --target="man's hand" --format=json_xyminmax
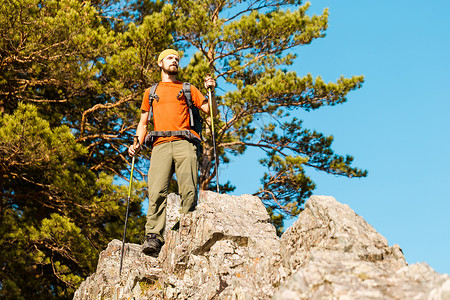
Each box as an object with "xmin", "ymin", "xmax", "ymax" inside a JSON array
[
  {"xmin": 128, "ymin": 144, "xmax": 140, "ymax": 157},
  {"xmin": 200, "ymin": 75, "xmax": 218, "ymax": 117},
  {"xmin": 204, "ymin": 75, "xmax": 216, "ymax": 90},
  {"xmin": 128, "ymin": 137, "xmax": 141, "ymax": 157}
]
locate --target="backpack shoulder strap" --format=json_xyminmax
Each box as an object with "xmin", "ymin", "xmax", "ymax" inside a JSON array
[
  {"xmin": 148, "ymin": 82, "xmax": 159, "ymax": 103},
  {"xmin": 181, "ymin": 82, "xmax": 195, "ymax": 127},
  {"xmin": 180, "ymin": 82, "xmax": 195, "ymax": 128},
  {"xmin": 147, "ymin": 82, "xmax": 159, "ymax": 123},
  {"xmin": 182, "ymin": 82, "xmax": 193, "ymax": 107}
]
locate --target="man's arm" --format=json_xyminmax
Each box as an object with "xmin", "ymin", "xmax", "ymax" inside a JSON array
[
  {"xmin": 200, "ymin": 93, "xmax": 218, "ymax": 117},
  {"xmin": 128, "ymin": 110, "xmax": 149, "ymax": 156}
]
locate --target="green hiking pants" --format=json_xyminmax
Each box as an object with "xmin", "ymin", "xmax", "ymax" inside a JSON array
[{"xmin": 145, "ymin": 139, "xmax": 199, "ymax": 242}]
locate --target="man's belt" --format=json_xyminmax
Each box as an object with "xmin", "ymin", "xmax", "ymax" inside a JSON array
[{"xmin": 143, "ymin": 130, "xmax": 201, "ymax": 147}]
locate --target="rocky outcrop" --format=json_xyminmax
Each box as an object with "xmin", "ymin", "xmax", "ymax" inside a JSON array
[
  {"xmin": 74, "ymin": 192, "xmax": 450, "ymax": 299},
  {"xmin": 276, "ymin": 196, "xmax": 450, "ymax": 299}
]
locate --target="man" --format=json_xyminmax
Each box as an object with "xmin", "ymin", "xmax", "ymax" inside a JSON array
[{"xmin": 128, "ymin": 49, "xmax": 218, "ymax": 257}]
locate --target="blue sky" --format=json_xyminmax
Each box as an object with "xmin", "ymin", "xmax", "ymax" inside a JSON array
[{"xmin": 220, "ymin": 0, "xmax": 450, "ymax": 274}]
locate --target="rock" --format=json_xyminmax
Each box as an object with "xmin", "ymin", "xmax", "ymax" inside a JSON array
[
  {"xmin": 164, "ymin": 192, "xmax": 181, "ymax": 240},
  {"xmin": 73, "ymin": 193, "xmax": 449, "ymax": 300},
  {"xmin": 73, "ymin": 239, "xmax": 163, "ymax": 300},
  {"xmin": 274, "ymin": 195, "xmax": 450, "ymax": 300},
  {"xmin": 158, "ymin": 191, "xmax": 283, "ymax": 299},
  {"xmin": 280, "ymin": 195, "xmax": 407, "ymax": 274}
]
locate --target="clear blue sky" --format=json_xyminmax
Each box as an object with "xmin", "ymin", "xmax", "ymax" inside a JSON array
[{"xmin": 220, "ymin": 0, "xmax": 450, "ymax": 274}]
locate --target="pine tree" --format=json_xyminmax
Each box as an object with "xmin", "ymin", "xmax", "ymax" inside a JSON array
[
  {"xmin": 1, "ymin": 0, "xmax": 368, "ymax": 296},
  {"xmin": 0, "ymin": 0, "xmax": 147, "ymax": 297},
  {"xmin": 111, "ymin": 3, "xmax": 367, "ymax": 230},
  {"xmin": 158, "ymin": 0, "xmax": 367, "ymax": 232}
]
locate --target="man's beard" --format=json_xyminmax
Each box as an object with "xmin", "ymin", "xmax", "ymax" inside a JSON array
[{"xmin": 164, "ymin": 64, "xmax": 178, "ymax": 75}]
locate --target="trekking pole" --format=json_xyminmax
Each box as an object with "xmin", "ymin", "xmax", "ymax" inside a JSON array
[
  {"xmin": 119, "ymin": 136, "xmax": 139, "ymax": 277},
  {"xmin": 208, "ymin": 87, "xmax": 220, "ymax": 193}
]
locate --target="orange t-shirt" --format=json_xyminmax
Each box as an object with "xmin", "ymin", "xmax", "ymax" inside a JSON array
[{"xmin": 141, "ymin": 81, "xmax": 206, "ymax": 147}]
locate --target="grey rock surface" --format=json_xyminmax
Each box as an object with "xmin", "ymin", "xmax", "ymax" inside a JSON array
[
  {"xmin": 74, "ymin": 193, "xmax": 450, "ymax": 300},
  {"xmin": 274, "ymin": 195, "xmax": 450, "ymax": 299},
  {"xmin": 73, "ymin": 240, "xmax": 162, "ymax": 300},
  {"xmin": 158, "ymin": 191, "xmax": 283, "ymax": 299}
]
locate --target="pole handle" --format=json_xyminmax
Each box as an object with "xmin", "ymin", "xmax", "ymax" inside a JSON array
[{"xmin": 132, "ymin": 135, "xmax": 141, "ymax": 155}]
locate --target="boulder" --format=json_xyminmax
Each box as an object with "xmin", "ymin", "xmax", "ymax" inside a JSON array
[
  {"xmin": 73, "ymin": 240, "xmax": 162, "ymax": 300},
  {"xmin": 74, "ymin": 193, "xmax": 450, "ymax": 300},
  {"xmin": 275, "ymin": 195, "xmax": 450, "ymax": 299},
  {"xmin": 158, "ymin": 191, "xmax": 284, "ymax": 299}
]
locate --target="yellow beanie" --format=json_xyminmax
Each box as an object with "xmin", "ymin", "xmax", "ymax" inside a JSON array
[{"xmin": 157, "ymin": 49, "xmax": 179, "ymax": 63}]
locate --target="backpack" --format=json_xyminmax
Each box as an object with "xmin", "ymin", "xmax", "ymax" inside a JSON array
[{"xmin": 143, "ymin": 82, "xmax": 203, "ymax": 148}]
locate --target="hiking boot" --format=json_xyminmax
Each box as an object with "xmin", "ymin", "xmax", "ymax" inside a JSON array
[{"xmin": 142, "ymin": 234, "xmax": 164, "ymax": 257}]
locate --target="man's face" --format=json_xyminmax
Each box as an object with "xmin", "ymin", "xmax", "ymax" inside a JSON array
[{"xmin": 159, "ymin": 54, "xmax": 179, "ymax": 75}]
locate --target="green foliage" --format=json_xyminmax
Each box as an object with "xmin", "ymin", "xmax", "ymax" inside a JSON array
[
  {"xmin": 0, "ymin": 104, "xmax": 146, "ymax": 298},
  {"xmin": 166, "ymin": 0, "xmax": 367, "ymax": 226},
  {"xmin": 1, "ymin": 0, "xmax": 368, "ymax": 297}
]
